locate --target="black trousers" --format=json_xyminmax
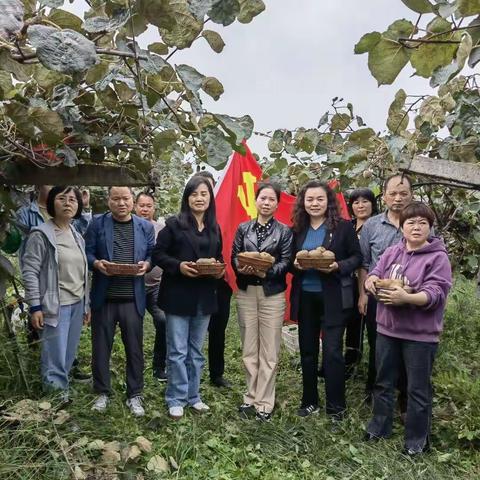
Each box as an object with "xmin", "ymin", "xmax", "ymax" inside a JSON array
[
  {"xmin": 298, "ymin": 291, "xmax": 346, "ymax": 415},
  {"xmin": 146, "ymin": 285, "xmax": 166, "ymax": 373},
  {"xmin": 365, "ymin": 296, "xmax": 378, "ymax": 391},
  {"xmin": 208, "ymin": 280, "xmax": 232, "ymax": 380},
  {"xmin": 91, "ymin": 301, "xmax": 144, "ymax": 398},
  {"xmin": 367, "ymin": 333, "xmax": 437, "ymax": 451},
  {"xmin": 366, "ymin": 296, "xmax": 408, "ymax": 412}
]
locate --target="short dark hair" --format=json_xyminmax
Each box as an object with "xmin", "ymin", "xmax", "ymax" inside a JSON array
[
  {"xmin": 108, "ymin": 186, "xmax": 134, "ymax": 196},
  {"xmin": 47, "ymin": 186, "xmax": 83, "ymax": 219},
  {"xmin": 135, "ymin": 191, "xmax": 155, "ymax": 203},
  {"xmin": 347, "ymin": 188, "xmax": 379, "ymax": 218},
  {"xmin": 292, "ymin": 180, "xmax": 340, "ymax": 232},
  {"xmin": 383, "ymin": 173, "xmax": 413, "ymax": 193},
  {"xmin": 194, "ymin": 170, "xmax": 216, "ymax": 187},
  {"xmin": 255, "ymin": 182, "xmax": 281, "ymax": 202},
  {"xmin": 400, "ymin": 201, "xmax": 435, "ymax": 227}
]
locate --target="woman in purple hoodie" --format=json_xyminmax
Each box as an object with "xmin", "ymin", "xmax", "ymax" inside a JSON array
[{"xmin": 363, "ymin": 202, "xmax": 452, "ymax": 456}]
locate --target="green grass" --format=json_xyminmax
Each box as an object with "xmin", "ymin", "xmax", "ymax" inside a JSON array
[{"xmin": 1, "ymin": 277, "xmax": 480, "ymax": 479}]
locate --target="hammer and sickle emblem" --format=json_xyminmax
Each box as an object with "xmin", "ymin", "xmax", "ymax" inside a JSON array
[{"xmin": 237, "ymin": 171, "xmax": 258, "ymax": 219}]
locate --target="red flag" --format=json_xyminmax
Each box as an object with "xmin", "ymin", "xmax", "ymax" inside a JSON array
[{"xmin": 215, "ymin": 144, "xmax": 350, "ymax": 317}]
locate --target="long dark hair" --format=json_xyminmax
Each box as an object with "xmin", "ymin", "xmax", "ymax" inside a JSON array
[
  {"xmin": 178, "ymin": 176, "xmax": 218, "ymax": 234},
  {"xmin": 292, "ymin": 180, "xmax": 341, "ymax": 233},
  {"xmin": 347, "ymin": 188, "xmax": 379, "ymax": 218}
]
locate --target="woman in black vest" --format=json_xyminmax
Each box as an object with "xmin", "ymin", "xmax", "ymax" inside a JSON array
[
  {"xmin": 153, "ymin": 176, "xmax": 224, "ymax": 420},
  {"xmin": 232, "ymin": 182, "xmax": 292, "ymax": 422},
  {"xmin": 290, "ymin": 180, "xmax": 362, "ymax": 419}
]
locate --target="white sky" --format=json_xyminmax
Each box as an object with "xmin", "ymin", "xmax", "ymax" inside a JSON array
[{"xmin": 69, "ymin": 1, "xmax": 435, "ymax": 156}]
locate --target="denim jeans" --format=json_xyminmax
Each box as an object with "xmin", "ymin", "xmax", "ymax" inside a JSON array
[
  {"xmin": 165, "ymin": 311, "xmax": 210, "ymax": 407},
  {"xmin": 41, "ymin": 300, "xmax": 84, "ymax": 391},
  {"xmin": 367, "ymin": 333, "xmax": 438, "ymax": 451}
]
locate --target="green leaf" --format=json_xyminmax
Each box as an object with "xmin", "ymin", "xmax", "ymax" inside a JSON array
[
  {"xmin": 148, "ymin": 42, "xmax": 169, "ymax": 55},
  {"xmin": 368, "ymin": 38, "xmax": 410, "ymax": 85},
  {"xmin": 156, "ymin": 0, "xmax": 204, "ymax": 49},
  {"xmin": 153, "ymin": 129, "xmax": 179, "ymax": 155},
  {"xmin": 426, "ymin": 17, "xmax": 451, "ymax": 34},
  {"xmin": 400, "ymin": 0, "xmax": 433, "ymax": 14},
  {"xmin": 330, "ymin": 113, "xmax": 351, "ymax": 131},
  {"xmin": 457, "ymin": 0, "xmax": 480, "ymax": 17},
  {"xmin": 0, "ymin": 71, "xmax": 13, "ymax": 100},
  {"xmin": 29, "ymin": 107, "xmax": 65, "ymax": 143},
  {"xmin": 5, "ymin": 101, "xmax": 35, "ymax": 137},
  {"xmin": 268, "ymin": 130, "xmax": 284, "ymax": 152},
  {"xmin": 237, "ymin": 0, "xmax": 265, "ymax": 24},
  {"xmin": 200, "ymin": 126, "xmax": 232, "ymax": 166},
  {"xmin": 42, "ymin": 0, "xmax": 64, "ymax": 7},
  {"xmin": 430, "ymin": 33, "xmax": 473, "ymax": 86},
  {"xmin": 201, "ymin": 76, "xmax": 224, "ymax": 100},
  {"xmin": 177, "ymin": 64, "xmax": 205, "ymax": 92},
  {"xmin": 55, "ymin": 145, "xmax": 78, "ymax": 167},
  {"xmin": 386, "ymin": 136, "xmax": 408, "ymax": 160},
  {"xmin": 348, "ymin": 128, "xmax": 376, "ymax": 147},
  {"xmin": 213, "ymin": 113, "xmax": 253, "ymax": 142},
  {"xmin": 32, "ymin": 65, "xmax": 69, "ymax": 91},
  {"xmin": 354, "ymin": 32, "xmax": 381, "ymax": 54},
  {"xmin": 317, "ymin": 111, "xmax": 329, "ymax": 127},
  {"xmin": 49, "ymin": 9, "xmax": 83, "ymax": 32},
  {"xmin": 468, "ymin": 45, "xmax": 480, "ymax": 66},
  {"xmin": 82, "ymin": 9, "xmax": 131, "ymax": 33},
  {"xmin": 187, "ymin": 0, "xmax": 214, "ymax": 20},
  {"xmin": 0, "ymin": 50, "xmax": 33, "ymax": 82},
  {"xmin": 208, "ymin": 0, "xmax": 240, "ymax": 26},
  {"xmin": 28, "ymin": 26, "xmax": 97, "ymax": 74},
  {"xmin": 411, "ymin": 31, "xmax": 461, "ymax": 77},
  {"xmin": 85, "ymin": 61, "xmax": 110, "ymax": 84},
  {"xmin": 202, "ymin": 30, "xmax": 225, "ymax": 53},
  {"xmin": 384, "ymin": 19, "xmax": 416, "ymax": 41}
]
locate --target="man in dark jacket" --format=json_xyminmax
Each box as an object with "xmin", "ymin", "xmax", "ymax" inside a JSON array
[{"xmin": 85, "ymin": 186, "xmax": 155, "ymax": 417}]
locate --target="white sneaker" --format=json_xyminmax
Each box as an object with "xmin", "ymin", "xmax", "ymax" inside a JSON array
[
  {"xmin": 91, "ymin": 394, "xmax": 108, "ymax": 412},
  {"xmin": 126, "ymin": 396, "xmax": 145, "ymax": 417},
  {"xmin": 169, "ymin": 406, "xmax": 184, "ymax": 420},
  {"xmin": 191, "ymin": 401, "xmax": 210, "ymax": 413}
]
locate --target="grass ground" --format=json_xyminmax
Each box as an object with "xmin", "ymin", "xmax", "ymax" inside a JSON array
[{"xmin": 1, "ymin": 276, "xmax": 480, "ymax": 479}]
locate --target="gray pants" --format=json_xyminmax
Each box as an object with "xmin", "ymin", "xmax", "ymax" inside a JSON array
[{"xmin": 91, "ymin": 301, "xmax": 144, "ymax": 398}]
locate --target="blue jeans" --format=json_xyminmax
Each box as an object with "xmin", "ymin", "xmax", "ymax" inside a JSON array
[
  {"xmin": 367, "ymin": 333, "xmax": 438, "ymax": 451},
  {"xmin": 165, "ymin": 312, "xmax": 210, "ymax": 407},
  {"xmin": 41, "ymin": 301, "xmax": 84, "ymax": 391}
]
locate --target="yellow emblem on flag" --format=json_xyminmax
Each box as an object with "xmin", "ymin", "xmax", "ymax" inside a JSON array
[{"xmin": 237, "ymin": 171, "xmax": 258, "ymax": 219}]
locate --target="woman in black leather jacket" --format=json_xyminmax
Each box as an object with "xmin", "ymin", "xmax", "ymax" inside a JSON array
[{"xmin": 231, "ymin": 182, "xmax": 292, "ymax": 422}]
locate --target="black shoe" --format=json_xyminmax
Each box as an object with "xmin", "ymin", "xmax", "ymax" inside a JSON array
[
  {"xmin": 363, "ymin": 431, "xmax": 381, "ymax": 443},
  {"xmin": 71, "ymin": 368, "xmax": 92, "ymax": 383},
  {"xmin": 402, "ymin": 439, "xmax": 430, "ymax": 457},
  {"xmin": 238, "ymin": 403, "xmax": 254, "ymax": 416},
  {"xmin": 153, "ymin": 369, "xmax": 167, "ymax": 382},
  {"xmin": 255, "ymin": 411, "xmax": 272, "ymax": 422},
  {"xmin": 210, "ymin": 376, "xmax": 232, "ymax": 389},
  {"xmin": 297, "ymin": 404, "xmax": 320, "ymax": 417},
  {"xmin": 317, "ymin": 367, "xmax": 325, "ymax": 378}
]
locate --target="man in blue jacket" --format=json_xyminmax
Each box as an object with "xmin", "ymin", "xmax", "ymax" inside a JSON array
[{"xmin": 85, "ymin": 186, "xmax": 155, "ymax": 417}]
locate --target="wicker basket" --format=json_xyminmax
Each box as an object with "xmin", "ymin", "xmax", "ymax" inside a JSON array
[
  {"xmin": 237, "ymin": 254, "xmax": 273, "ymax": 272},
  {"xmin": 195, "ymin": 262, "xmax": 225, "ymax": 276},
  {"xmin": 297, "ymin": 257, "xmax": 335, "ymax": 269},
  {"xmin": 282, "ymin": 324, "xmax": 300, "ymax": 354},
  {"xmin": 105, "ymin": 263, "xmax": 141, "ymax": 276}
]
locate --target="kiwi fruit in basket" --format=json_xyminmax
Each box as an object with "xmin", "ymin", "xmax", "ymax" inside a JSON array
[{"xmin": 196, "ymin": 257, "xmax": 218, "ymax": 264}]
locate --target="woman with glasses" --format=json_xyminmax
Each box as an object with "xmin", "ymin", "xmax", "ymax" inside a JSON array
[{"xmin": 22, "ymin": 186, "xmax": 90, "ymax": 399}]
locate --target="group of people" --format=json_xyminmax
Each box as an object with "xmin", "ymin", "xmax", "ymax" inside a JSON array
[{"xmin": 18, "ymin": 172, "xmax": 452, "ymax": 457}]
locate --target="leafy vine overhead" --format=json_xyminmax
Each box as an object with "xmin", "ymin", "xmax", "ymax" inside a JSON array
[
  {"xmin": 259, "ymin": 1, "xmax": 480, "ymax": 275},
  {"xmin": 0, "ymin": 0, "xmax": 264, "ymax": 179}
]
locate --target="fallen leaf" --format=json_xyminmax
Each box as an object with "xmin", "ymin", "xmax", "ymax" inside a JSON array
[
  {"xmin": 135, "ymin": 436, "xmax": 152, "ymax": 453},
  {"xmin": 126, "ymin": 444, "xmax": 142, "ymax": 461},
  {"xmin": 53, "ymin": 410, "xmax": 70, "ymax": 425},
  {"xmin": 103, "ymin": 440, "xmax": 121, "ymax": 452},
  {"xmin": 87, "ymin": 439, "xmax": 105, "ymax": 450},
  {"xmin": 146, "ymin": 455, "xmax": 169, "ymax": 473},
  {"xmin": 169, "ymin": 456, "xmax": 179, "ymax": 470},
  {"xmin": 73, "ymin": 465, "xmax": 87, "ymax": 480},
  {"xmin": 102, "ymin": 449, "xmax": 121, "ymax": 465},
  {"xmin": 38, "ymin": 401, "xmax": 51, "ymax": 411}
]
